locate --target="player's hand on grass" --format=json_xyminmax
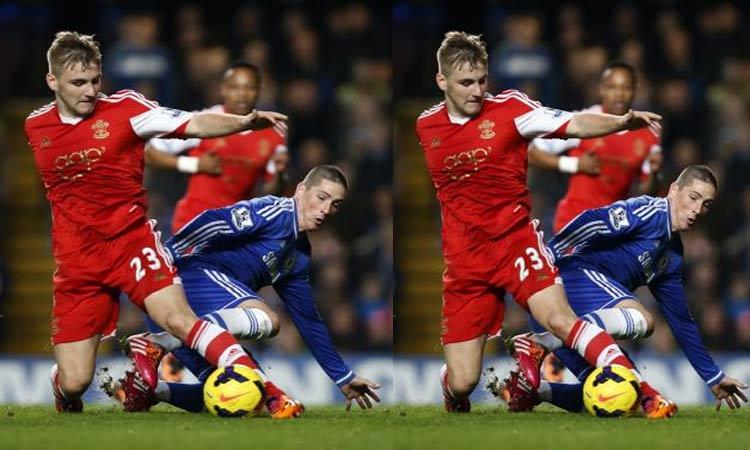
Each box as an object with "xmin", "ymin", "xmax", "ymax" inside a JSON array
[
  {"xmin": 619, "ymin": 110, "xmax": 662, "ymax": 133},
  {"xmin": 243, "ymin": 110, "xmax": 289, "ymax": 130},
  {"xmin": 340, "ymin": 376, "xmax": 381, "ymax": 411},
  {"xmin": 198, "ymin": 151, "xmax": 222, "ymax": 175},
  {"xmin": 578, "ymin": 152, "xmax": 601, "ymax": 175},
  {"xmin": 711, "ymin": 376, "xmax": 748, "ymax": 411}
]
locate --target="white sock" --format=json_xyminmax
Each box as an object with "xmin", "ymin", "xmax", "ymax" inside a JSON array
[
  {"xmin": 144, "ymin": 308, "xmax": 273, "ymax": 352},
  {"xmin": 155, "ymin": 380, "xmax": 170, "ymax": 401},
  {"xmin": 582, "ymin": 308, "xmax": 649, "ymax": 340},
  {"xmin": 538, "ymin": 381, "xmax": 553, "ymax": 402},
  {"xmin": 526, "ymin": 307, "xmax": 648, "ymax": 351},
  {"xmin": 203, "ymin": 308, "xmax": 274, "ymax": 341}
]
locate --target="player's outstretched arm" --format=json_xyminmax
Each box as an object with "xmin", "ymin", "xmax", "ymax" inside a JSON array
[
  {"xmin": 711, "ymin": 376, "xmax": 749, "ymax": 411},
  {"xmin": 565, "ymin": 110, "xmax": 662, "ymax": 139},
  {"xmin": 145, "ymin": 145, "xmax": 222, "ymax": 175},
  {"xmin": 185, "ymin": 110, "xmax": 288, "ymax": 138},
  {"xmin": 528, "ymin": 145, "xmax": 601, "ymax": 175},
  {"xmin": 340, "ymin": 376, "xmax": 381, "ymax": 411}
]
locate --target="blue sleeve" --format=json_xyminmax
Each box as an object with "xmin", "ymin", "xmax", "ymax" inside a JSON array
[
  {"xmin": 649, "ymin": 264, "xmax": 724, "ymax": 387},
  {"xmin": 550, "ymin": 196, "xmax": 663, "ymax": 259},
  {"xmin": 274, "ymin": 275, "xmax": 355, "ymax": 387},
  {"xmin": 168, "ymin": 197, "xmax": 296, "ymax": 257}
]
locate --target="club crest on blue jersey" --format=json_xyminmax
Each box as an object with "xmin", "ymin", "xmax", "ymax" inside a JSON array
[
  {"xmin": 608, "ymin": 207, "xmax": 629, "ymax": 230},
  {"xmin": 231, "ymin": 206, "xmax": 254, "ymax": 229}
]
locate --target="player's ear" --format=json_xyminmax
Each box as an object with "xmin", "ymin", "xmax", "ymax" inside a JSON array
[
  {"xmin": 46, "ymin": 73, "xmax": 57, "ymax": 92},
  {"xmin": 436, "ymin": 72, "xmax": 447, "ymax": 92},
  {"xmin": 295, "ymin": 181, "xmax": 306, "ymax": 196}
]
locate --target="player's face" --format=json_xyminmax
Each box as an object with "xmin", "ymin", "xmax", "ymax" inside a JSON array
[
  {"xmin": 295, "ymin": 179, "xmax": 346, "ymax": 232},
  {"xmin": 221, "ymin": 68, "xmax": 260, "ymax": 116},
  {"xmin": 46, "ymin": 63, "xmax": 102, "ymax": 117},
  {"xmin": 436, "ymin": 64, "xmax": 488, "ymax": 118},
  {"xmin": 669, "ymin": 179, "xmax": 716, "ymax": 232},
  {"xmin": 599, "ymin": 68, "xmax": 636, "ymax": 116}
]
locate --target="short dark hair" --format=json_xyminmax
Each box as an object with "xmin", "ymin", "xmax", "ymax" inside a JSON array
[
  {"xmin": 224, "ymin": 60, "xmax": 261, "ymax": 83},
  {"xmin": 303, "ymin": 165, "xmax": 349, "ymax": 191},
  {"xmin": 601, "ymin": 60, "xmax": 637, "ymax": 84},
  {"xmin": 675, "ymin": 165, "xmax": 719, "ymax": 191}
]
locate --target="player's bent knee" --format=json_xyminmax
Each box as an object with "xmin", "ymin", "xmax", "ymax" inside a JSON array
[
  {"xmin": 163, "ymin": 311, "xmax": 197, "ymax": 340},
  {"xmin": 546, "ymin": 312, "xmax": 576, "ymax": 339},
  {"xmin": 59, "ymin": 368, "xmax": 93, "ymax": 396},
  {"xmin": 450, "ymin": 373, "xmax": 479, "ymax": 396}
]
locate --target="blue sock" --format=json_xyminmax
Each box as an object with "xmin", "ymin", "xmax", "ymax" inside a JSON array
[
  {"xmin": 163, "ymin": 382, "xmax": 205, "ymax": 413},
  {"xmin": 547, "ymin": 382, "xmax": 584, "ymax": 413}
]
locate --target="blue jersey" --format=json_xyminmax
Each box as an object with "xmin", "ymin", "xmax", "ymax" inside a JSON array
[
  {"xmin": 549, "ymin": 196, "xmax": 724, "ymax": 386},
  {"xmin": 167, "ymin": 196, "xmax": 355, "ymax": 387}
]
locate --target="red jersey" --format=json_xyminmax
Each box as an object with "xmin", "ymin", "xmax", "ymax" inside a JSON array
[
  {"xmin": 533, "ymin": 105, "xmax": 661, "ymax": 231},
  {"xmin": 150, "ymin": 105, "xmax": 286, "ymax": 231},
  {"xmin": 415, "ymin": 90, "xmax": 572, "ymax": 256},
  {"xmin": 24, "ymin": 90, "xmax": 193, "ymax": 257}
]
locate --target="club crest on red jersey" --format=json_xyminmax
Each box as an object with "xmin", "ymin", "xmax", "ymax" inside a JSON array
[
  {"xmin": 479, "ymin": 119, "xmax": 496, "ymax": 139},
  {"xmin": 92, "ymin": 119, "xmax": 110, "ymax": 139},
  {"xmin": 430, "ymin": 137, "xmax": 441, "ymax": 148},
  {"xmin": 41, "ymin": 136, "xmax": 52, "ymax": 148}
]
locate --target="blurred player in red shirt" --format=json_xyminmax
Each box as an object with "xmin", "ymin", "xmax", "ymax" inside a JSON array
[
  {"xmin": 144, "ymin": 61, "xmax": 290, "ymax": 233},
  {"xmin": 415, "ymin": 32, "xmax": 662, "ymax": 412},
  {"xmin": 25, "ymin": 31, "xmax": 286, "ymax": 412},
  {"xmin": 528, "ymin": 61, "xmax": 663, "ymax": 232}
]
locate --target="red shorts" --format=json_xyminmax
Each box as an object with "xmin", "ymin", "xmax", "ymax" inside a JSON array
[
  {"xmin": 51, "ymin": 219, "xmax": 179, "ymax": 344},
  {"xmin": 441, "ymin": 218, "xmax": 561, "ymax": 345}
]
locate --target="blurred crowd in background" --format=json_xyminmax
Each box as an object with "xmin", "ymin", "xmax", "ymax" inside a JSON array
[
  {"xmin": 396, "ymin": 1, "xmax": 750, "ymax": 352},
  {"xmin": 0, "ymin": 1, "xmax": 392, "ymax": 353}
]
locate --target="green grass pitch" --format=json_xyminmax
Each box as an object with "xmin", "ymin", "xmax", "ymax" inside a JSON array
[{"xmin": 2, "ymin": 404, "xmax": 749, "ymax": 450}]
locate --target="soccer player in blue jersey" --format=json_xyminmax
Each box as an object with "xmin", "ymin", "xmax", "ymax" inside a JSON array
[
  {"xmin": 119, "ymin": 165, "xmax": 381, "ymax": 416},
  {"xmin": 503, "ymin": 165, "xmax": 748, "ymax": 417}
]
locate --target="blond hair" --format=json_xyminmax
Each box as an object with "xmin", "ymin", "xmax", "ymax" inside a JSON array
[
  {"xmin": 437, "ymin": 31, "xmax": 488, "ymax": 75},
  {"xmin": 47, "ymin": 31, "xmax": 102, "ymax": 75}
]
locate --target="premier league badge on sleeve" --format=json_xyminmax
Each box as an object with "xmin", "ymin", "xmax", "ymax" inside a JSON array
[
  {"xmin": 608, "ymin": 207, "xmax": 630, "ymax": 230},
  {"xmin": 231, "ymin": 206, "xmax": 254, "ymax": 230}
]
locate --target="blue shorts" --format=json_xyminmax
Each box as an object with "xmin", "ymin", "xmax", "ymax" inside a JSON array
[{"xmin": 179, "ymin": 268, "xmax": 262, "ymax": 316}]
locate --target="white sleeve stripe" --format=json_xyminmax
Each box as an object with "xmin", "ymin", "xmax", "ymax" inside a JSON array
[
  {"xmin": 418, "ymin": 102, "xmax": 446, "ymax": 119},
  {"xmin": 173, "ymin": 221, "xmax": 231, "ymax": 251},
  {"xmin": 553, "ymin": 220, "xmax": 607, "ymax": 250},
  {"xmin": 494, "ymin": 90, "xmax": 542, "ymax": 108},
  {"xmin": 707, "ymin": 371, "xmax": 724, "ymax": 385},
  {"xmin": 485, "ymin": 93, "xmax": 540, "ymax": 110},
  {"xmin": 106, "ymin": 90, "xmax": 160, "ymax": 109},
  {"xmin": 100, "ymin": 92, "xmax": 158, "ymax": 110},
  {"xmin": 554, "ymin": 225, "xmax": 611, "ymax": 253},
  {"xmin": 173, "ymin": 225, "xmax": 232, "ymax": 252},
  {"xmin": 335, "ymin": 370, "xmax": 354, "ymax": 385}
]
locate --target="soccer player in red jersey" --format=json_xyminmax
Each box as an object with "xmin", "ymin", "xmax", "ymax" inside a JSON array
[
  {"xmin": 415, "ymin": 32, "xmax": 662, "ymax": 412},
  {"xmin": 25, "ymin": 31, "xmax": 287, "ymax": 412},
  {"xmin": 528, "ymin": 61, "xmax": 663, "ymax": 233},
  {"xmin": 144, "ymin": 61, "xmax": 290, "ymax": 233}
]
